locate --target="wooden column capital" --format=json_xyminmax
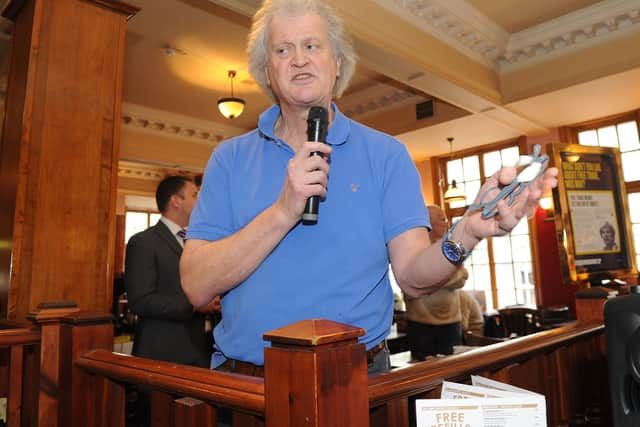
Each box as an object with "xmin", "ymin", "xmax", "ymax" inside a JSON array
[
  {"xmin": 27, "ymin": 301, "xmax": 81, "ymax": 325},
  {"xmin": 81, "ymin": 0, "xmax": 139, "ymax": 18},
  {"xmin": 2, "ymin": 0, "xmax": 139, "ymax": 21},
  {"xmin": 263, "ymin": 319, "xmax": 369, "ymax": 427},
  {"xmin": 263, "ymin": 318, "xmax": 365, "ymax": 348}
]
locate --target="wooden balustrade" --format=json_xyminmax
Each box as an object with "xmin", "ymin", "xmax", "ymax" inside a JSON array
[
  {"xmin": 368, "ymin": 321, "xmax": 608, "ymax": 426},
  {"xmin": 1, "ymin": 312, "xmax": 610, "ymax": 426},
  {"xmin": 73, "ymin": 319, "xmax": 609, "ymax": 427},
  {"xmin": 0, "ymin": 320, "xmax": 41, "ymax": 427}
]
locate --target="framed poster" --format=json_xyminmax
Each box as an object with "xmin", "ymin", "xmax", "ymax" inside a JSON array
[{"xmin": 549, "ymin": 143, "xmax": 636, "ymax": 283}]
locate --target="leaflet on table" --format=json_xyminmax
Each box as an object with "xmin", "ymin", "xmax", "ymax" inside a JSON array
[
  {"xmin": 470, "ymin": 375, "xmax": 545, "ymax": 399},
  {"xmin": 440, "ymin": 380, "xmax": 526, "ymax": 399},
  {"xmin": 470, "ymin": 375, "xmax": 547, "ymax": 425},
  {"xmin": 415, "ymin": 377, "xmax": 547, "ymax": 427},
  {"xmin": 416, "ymin": 396, "xmax": 543, "ymax": 427}
]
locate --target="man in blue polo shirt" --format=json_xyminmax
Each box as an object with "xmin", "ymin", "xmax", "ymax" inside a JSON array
[{"xmin": 180, "ymin": 0, "xmax": 558, "ymax": 374}]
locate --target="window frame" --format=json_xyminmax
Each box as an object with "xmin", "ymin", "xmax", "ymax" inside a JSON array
[{"xmin": 567, "ymin": 110, "xmax": 640, "ymax": 192}]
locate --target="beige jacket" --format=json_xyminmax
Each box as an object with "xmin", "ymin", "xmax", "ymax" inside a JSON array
[
  {"xmin": 404, "ymin": 267, "xmax": 468, "ymax": 326},
  {"xmin": 459, "ymin": 289, "xmax": 484, "ymax": 335}
]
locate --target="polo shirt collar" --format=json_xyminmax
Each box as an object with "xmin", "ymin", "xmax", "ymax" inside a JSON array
[{"xmin": 258, "ymin": 102, "xmax": 349, "ymax": 146}]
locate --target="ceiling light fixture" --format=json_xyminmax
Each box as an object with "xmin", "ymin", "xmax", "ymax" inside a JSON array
[
  {"xmin": 443, "ymin": 137, "xmax": 466, "ymax": 204},
  {"xmin": 218, "ymin": 70, "xmax": 245, "ymax": 119}
]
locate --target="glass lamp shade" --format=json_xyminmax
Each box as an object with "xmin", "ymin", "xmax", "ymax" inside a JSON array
[
  {"xmin": 443, "ymin": 180, "xmax": 466, "ymax": 203},
  {"xmin": 217, "ymin": 97, "xmax": 245, "ymax": 119}
]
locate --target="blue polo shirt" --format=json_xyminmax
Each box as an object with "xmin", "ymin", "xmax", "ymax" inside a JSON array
[{"xmin": 188, "ymin": 103, "xmax": 429, "ymax": 367}]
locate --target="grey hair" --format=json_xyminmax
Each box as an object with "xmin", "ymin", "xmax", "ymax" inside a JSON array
[{"xmin": 247, "ymin": 0, "xmax": 357, "ymax": 101}]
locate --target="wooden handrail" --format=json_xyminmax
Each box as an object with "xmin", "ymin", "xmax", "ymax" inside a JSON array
[
  {"xmin": 0, "ymin": 325, "xmax": 40, "ymax": 346},
  {"xmin": 368, "ymin": 321, "xmax": 602, "ymax": 406},
  {"xmin": 71, "ymin": 319, "xmax": 606, "ymax": 426},
  {"xmin": 0, "ymin": 322, "xmax": 40, "ymax": 427},
  {"xmin": 76, "ymin": 350, "xmax": 265, "ymax": 415}
]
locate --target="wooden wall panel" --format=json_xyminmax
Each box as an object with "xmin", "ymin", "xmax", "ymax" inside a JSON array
[{"xmin": 1, "ymin": 0, "xmax": 138, "ymax": 320}]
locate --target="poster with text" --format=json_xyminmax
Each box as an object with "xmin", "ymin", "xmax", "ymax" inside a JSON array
[{"xmin": 568, "ymin": 190, "xmax": 619, "ymax": 255}]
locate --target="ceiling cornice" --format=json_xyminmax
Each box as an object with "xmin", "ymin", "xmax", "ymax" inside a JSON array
[
  {"xmin": 501, "ymin": 0, "xmax": 640, "ymax": 72},
  {"xmin": 121, "ymin": 102, "xmax": 247, "ymax": 145},
  {"xmin": 376, "ymin": 0, "xmax": 640, "ymax": 72},
  {"xmin": 118, "ymin": 160, "xmax": 168, "ymax": 181},
  {"xmin": 339, "ymin": 82, "xmax": 426, "ymax": 119},
  {"xmin": 373, "ymin": 0, "xmax": 507, "ymax": 69}
]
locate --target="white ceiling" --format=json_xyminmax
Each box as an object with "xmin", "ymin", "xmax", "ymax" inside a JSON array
[{"xmin": 119, "ymin": 0, "xmax": 640, "ymax": 164}]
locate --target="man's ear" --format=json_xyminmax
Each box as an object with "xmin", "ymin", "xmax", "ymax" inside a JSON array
[{"xmin": 169, "ymin": 193, "xmax": 181, "ymax": 208}]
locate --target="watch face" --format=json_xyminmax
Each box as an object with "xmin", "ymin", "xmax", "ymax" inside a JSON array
[{"xmin": 443, "ymin": 240, "xmax": 463, "ymax": 263}]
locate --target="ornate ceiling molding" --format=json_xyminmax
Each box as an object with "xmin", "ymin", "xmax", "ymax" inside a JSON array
[
  {"xmin": 118, "ymin": 160, "xmax": 197, "ymax": 182},
  {"xmin": 339, "ymin": 82, "xmax": 426, "ymax": 118},
  {"xmin": 500, "ymin": 1, "xmax": 640, "ymax": 71},
  {"xmin": 118, "ymin": 161, "xmax": 167, "ymax": 181},
  {"xmin": 121, "ymin": 102, "xmax": 247, "ymax": 145},
  {"xmin": 376, "ymin": 0, "xmax": 640, "ymax": 72},
  {"xmin": 374, "ymin": 0, "xmax": 506, "ymax": 69}
]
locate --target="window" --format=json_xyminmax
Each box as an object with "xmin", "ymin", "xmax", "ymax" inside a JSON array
[
  {"xmin": 441, "ymin": 141, "xmax": 536, "ymax": 310},
  {"xmin": 575, "ymin": 115, "xmax": 640, "ymax": 266},
  {"xmin": 124, "ymin": 211, "xmax": 161, "ymax": 244}
]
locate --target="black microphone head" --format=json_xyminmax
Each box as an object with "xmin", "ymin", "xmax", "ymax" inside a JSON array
[
  {"xmin": 306, "ymin": 106, "xmax": 328, "ymax": 142},
  {"xmin": 307, "ymin": 106, "xmax": 328, "ymax": 124}
]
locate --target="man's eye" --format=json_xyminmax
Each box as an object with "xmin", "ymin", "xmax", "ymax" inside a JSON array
[
  {"xmin": 306, "ymin": 43, "xmax": 318, "ymax": 51},
  {"xmin": 276, "ymin": 47, "xmax": 289, "ymax": 55}
]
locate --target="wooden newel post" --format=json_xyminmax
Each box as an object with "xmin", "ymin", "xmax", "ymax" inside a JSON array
[
  {"xmin": 263, "ymin": 319, "xmax": 370, "ymax": 427},
  {"xmin": 28, "ymin": 301, "xmax": 115, "ymax": 427}
]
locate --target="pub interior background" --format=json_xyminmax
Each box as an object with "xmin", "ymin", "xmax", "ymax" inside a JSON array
[
  {"xmin": 0, "ymin": 0, "xmax": 640, "ymax": 425},
  {"xmin": 1, "ymin": 0, "xmax": 640, "ymax": 349}
]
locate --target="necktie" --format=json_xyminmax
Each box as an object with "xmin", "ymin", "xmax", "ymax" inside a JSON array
[{"xmin": 177, "ymin": 229, "xmax": 186, "ymax": 244}]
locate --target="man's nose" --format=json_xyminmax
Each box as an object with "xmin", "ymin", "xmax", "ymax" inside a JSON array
[{"xmin": 292, "ymin": 48, "xmax": 308, "ymax": 67}]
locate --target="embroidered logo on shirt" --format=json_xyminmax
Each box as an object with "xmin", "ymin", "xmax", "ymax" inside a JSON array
[{"xmin": 351, "ymin": 184, "xmax": 360, "ymax": 192}]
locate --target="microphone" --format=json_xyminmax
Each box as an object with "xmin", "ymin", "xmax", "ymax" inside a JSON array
[{"xmin": 301, "ymin": 106, "xmax": 328, "ymax": 225}]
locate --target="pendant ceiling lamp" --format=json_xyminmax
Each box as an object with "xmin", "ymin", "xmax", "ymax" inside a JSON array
[
  {"xmin": 218, "ymin": 70, "xmax": 245, "ymax": 119},
  {"xmin": 443, "ymin": 137, "xmax": 466, "ymax": 204}
]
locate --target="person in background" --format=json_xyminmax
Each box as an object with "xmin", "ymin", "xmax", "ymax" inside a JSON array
[
  {"xmin": 404, "ymin": 205, "xmax": 481, "ymax": 359},
  {"xmin": 125, "ymin": 175, "xmax": 216, "ymax": 367},
  {"xmin": 180, "ymin": 0, "xmax": 558, "ymax": 375},
  {"xmin": 459, "ymin": 289, "xmax": 484, "ymax": 336},
  {"xmin": 125, "ymin": 176, "xmax": 218, "ymax": 426}
]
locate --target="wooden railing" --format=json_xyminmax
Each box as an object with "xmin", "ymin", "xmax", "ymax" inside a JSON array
[
  {"xmin": 0, "ymin": 302, "xmax": 114, "ymax": 426},
  {"xmin": 368, "ymin": 321, "xmax": 608, "ymax": 426},
  {"xmin": 3, "ymin": 306, "xmax": 610, "ymax": 426},
  {"xmin": 0, "ymin": 320, "xmax": 41, "ymax": 427},
  {"xmin": 74, "ymin": 320, "xmax": 608, "ymax": 427}
]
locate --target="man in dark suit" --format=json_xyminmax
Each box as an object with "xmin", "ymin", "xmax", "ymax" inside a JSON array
[
  {"xmin": 125, "ymin": 175, "xmax": 218, "ymax": 426},
  {"xmin": 125, "ymin": 175, "xmax": 216, "ymax": 367}
]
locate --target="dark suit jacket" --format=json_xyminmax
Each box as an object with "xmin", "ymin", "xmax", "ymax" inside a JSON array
[{"xmin": 124, "ymin": 220, "xmax": 209, "ymax": 367}]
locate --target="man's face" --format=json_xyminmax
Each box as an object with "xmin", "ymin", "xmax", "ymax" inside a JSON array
[
  {"xmin": 178, "ymin": 181, "xmax": 199, "ymax": 220},
  {"xmin": 428, "ymin": 207, "xmax": 448, "ymax": 242},
  {"xmin": 265, "ymin": 12, "xmax": 339, "ymax": 109}
]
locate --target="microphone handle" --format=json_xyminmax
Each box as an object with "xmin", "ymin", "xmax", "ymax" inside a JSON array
[{"xmin": 301, "ymin": 151, "xmax": 322, "ymax": 225}]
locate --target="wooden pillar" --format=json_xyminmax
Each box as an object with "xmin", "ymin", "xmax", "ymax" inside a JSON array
[
  {"xmin": 263, "ymin": 319, "xmax": 369, "ymax": 427},
  {"xmin": 0, "ymin": 0, "xmax": 138, "ymax": 320},
  {"xmin": 28, "ymin": 301, "xmax": 114, "ymax": 427}
]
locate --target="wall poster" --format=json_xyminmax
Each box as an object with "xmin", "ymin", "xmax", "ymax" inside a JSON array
[{"xmin": 549, "ymin": 143, "xmax": 636, "ymax": 283}]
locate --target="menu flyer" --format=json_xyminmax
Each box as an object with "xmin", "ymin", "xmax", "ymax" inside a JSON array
[{"xmin": 415, "ymin": 376, "xmax": 547, "ymax": 427}]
